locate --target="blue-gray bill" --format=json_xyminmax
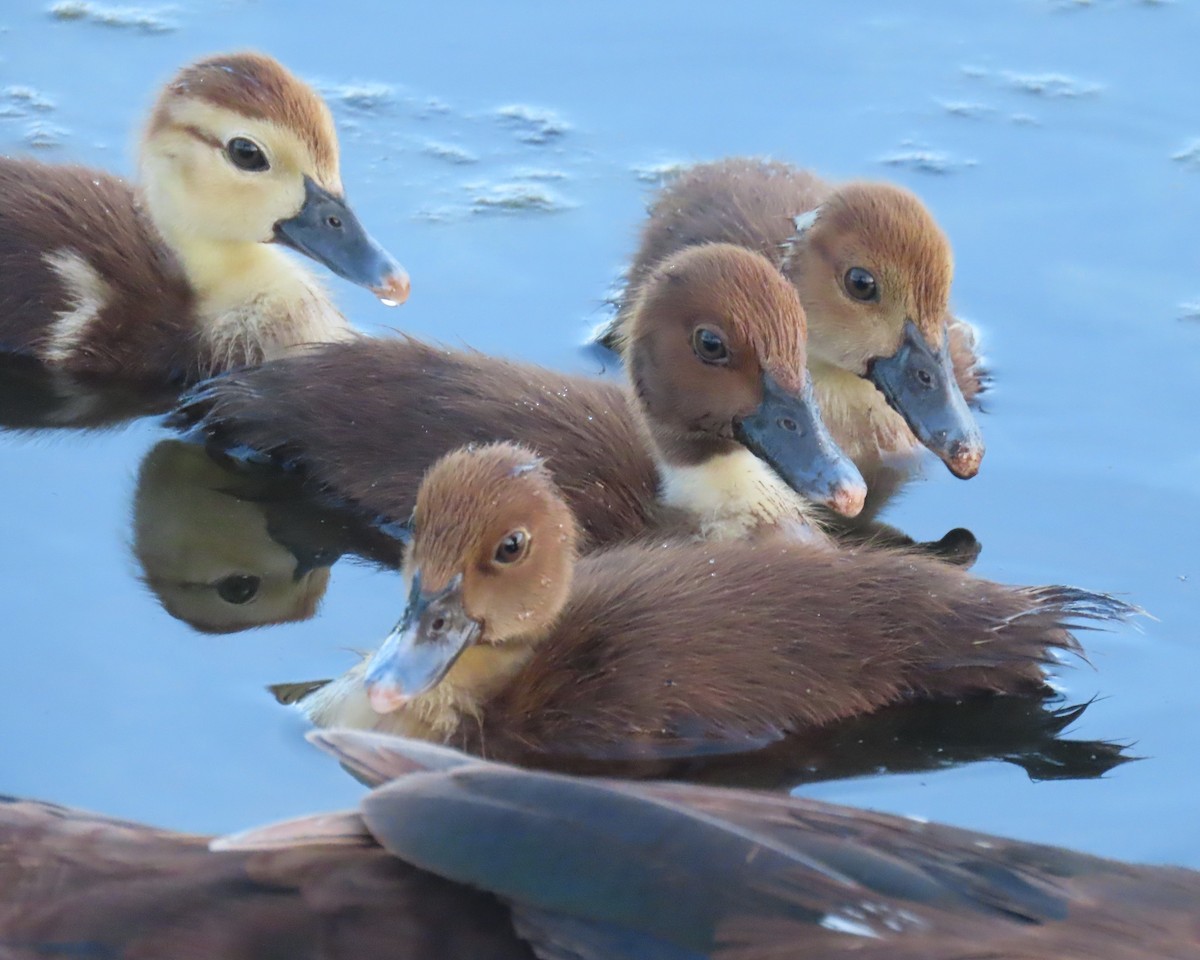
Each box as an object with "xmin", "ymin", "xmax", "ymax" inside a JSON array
[
  {"xmin": 868, "ymin": 320, "xmax": 984, "ymax": 479},
  {"xmin": 733, "ymin": 373, "xmax": 867, "ymax": 517},
  {"xmin": 364, "ymin": 572, "xmax": 480, "ymax": 713},
  {"xmin": 274, "ymin": 175, "xmax": 410, "ymax": 305}
]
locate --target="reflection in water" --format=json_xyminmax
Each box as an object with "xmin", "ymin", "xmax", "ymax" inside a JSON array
[
  {"xmin": 274, "ymin": 670, "xmax": 1131, "ymax": 791},
  {"xmin": 130, "ymin": 438, "xmax": 407, "ymax": 634},
  {"xmin": 132, "ymin": 440, "xmax": 334, "ymax": 633},
  {"xmin": 0, "ymin": 354, "xmax": 179, "ymax": 430}
]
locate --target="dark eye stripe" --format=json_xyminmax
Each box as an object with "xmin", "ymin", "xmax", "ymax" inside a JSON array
[{"xmin": 175, "ymin": 123, "xmax": 224, "ymax": 150}]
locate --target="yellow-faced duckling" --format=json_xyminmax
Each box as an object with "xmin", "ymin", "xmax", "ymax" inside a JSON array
[
  {"xmin": 0, "ymin": 52, "xmax": 409, "ymax": 383},
  {"xmin": 176, "ymin": 243, "xmax": 868, "ymax": 546},
  {"xmin": 6, "ymin": 731, "xmax": 1196, "ymax": 960},
  {"xmin": 606, "ymin": 157, "xmax": 986, "ymax": 510},
  {"xmin": 287, "ymin": 443, "xmax": 1132, "ymax": 763}
]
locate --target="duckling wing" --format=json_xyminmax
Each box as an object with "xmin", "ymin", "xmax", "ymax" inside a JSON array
[{"xmin": 0, "ymin": 158, "xmax": 194, "ymax": 380}]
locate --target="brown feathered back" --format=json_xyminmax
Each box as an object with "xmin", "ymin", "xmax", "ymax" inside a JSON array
[
  {"xmin": 455, "ymin": 536, "xmax": 1127, "ymax": 763},
  {"xmin": 176, "ymin": 337, "xmax": 660, "ymax": 550}
]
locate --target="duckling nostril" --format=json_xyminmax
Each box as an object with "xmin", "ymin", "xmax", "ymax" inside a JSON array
[
  {"xmin": 430, "ymin": 616, "xmax": 446, "ymax": 633},
  {"xmin": 777, "ymin": 416, "xmax": 799, "ymax": 433},
  {"xmin": 326, "ymin": 215, "xmax": 343, "ymax": 229}
]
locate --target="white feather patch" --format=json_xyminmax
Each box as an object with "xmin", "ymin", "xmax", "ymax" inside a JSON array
[
  {"xmin": 41, "ymin": 249, "xmax": 112, "ymax": 363},
  {"xmin": 779, "ymin": 206, "xmax": 822, "ymax": 272}
]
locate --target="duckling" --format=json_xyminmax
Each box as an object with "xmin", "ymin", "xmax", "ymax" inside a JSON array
[
  {"xmin": 7, "ymin": 731, "xmax": 1196, "ymax": 960},
  {"xmin": 605, "ymin": 158, "xmax": 986, "ymax": 512},
  {"xmin": 0, "ymin": 51, "xmax": 409, "ymax": 383},
  {"xmin": 289, "ymin": 442, "xmax": 1133, "ymax": 761},
  {"xmin": 176, "ymin": 243, "xmax": 868, "ymax": 546}
]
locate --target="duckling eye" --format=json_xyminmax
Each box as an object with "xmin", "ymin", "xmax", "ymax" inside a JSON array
[
  {"xmin": 226, "ymin": 137, "xmax": 269, "ymax": 172},
  {"xmin": 216, "ymin": 574, "xmax": 261, "ymax": 604},
  {"xmin": 493, "ymin": 530, "xmax": 529, "ymax": 565},
  {"xmin": 691, "ymin": 327, "xmax": 729, "ymax": 365},
  {"xmin": 844, "ymin": 267, "xmax": 879, "ymax": 302}
]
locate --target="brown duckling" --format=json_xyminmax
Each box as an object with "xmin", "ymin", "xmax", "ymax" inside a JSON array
[
  {"xmin": 0, "ymin": 51, "xmax": 409, "ymax": 383},
  {"xmin": 289, "ymin": 442, "xmax": 1133, "ymax": 762},
  {"xmin": 7, "ymin": 731, "xmax": 1195, "ymax": 960},
  {"xmin": 176, "ymin": 243, "xmax": 867, "ymax": 546},
  {"xmin": 605, "ymin": 158, "xmax": 986, "ymax": 510}
]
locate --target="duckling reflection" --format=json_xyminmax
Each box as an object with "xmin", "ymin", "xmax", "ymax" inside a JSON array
[
  {"xmin": 0, "ymin": 51, "xmax": 408, "ymax": 384},
  {"xmin": 0, "ymin": 354, "xmax": 179, "ymax": 430},
  {"xmin": 132, "ymin": 440, "xmax": 336, "ymax": 633}
]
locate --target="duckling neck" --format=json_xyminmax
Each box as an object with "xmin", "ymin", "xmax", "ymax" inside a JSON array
[
  {"xmin": 163, "ymin": 231, "xmax": 354, "ymax": 368},
  {"xmin": 298, "ymin": 643, "xmax": 536, "ymax": 743},
  {"xmin": 394, "ymin": 642, "xmax": 537, "ymax": 741},
  {"xmin": 808, "ymin": 358, "xmax": 920, "ymax": 464},
  {"xmin": 637, "ymin": 419, "xmax": 826, "ymax": 542}
]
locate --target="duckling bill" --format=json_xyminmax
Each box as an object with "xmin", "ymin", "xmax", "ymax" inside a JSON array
[
  {"xmin": 288, "ymin": 442, "xmax": 1138, "ymax": 761},
  {"xmin": 0, "ymin": 51, "xmax": 408, "ymax": 382}
]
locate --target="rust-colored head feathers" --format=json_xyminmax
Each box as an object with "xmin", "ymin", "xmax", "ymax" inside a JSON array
[
  {"xmin": 408, "ymin": 443, "xmax": 578, "ymax": 644},
  {"xmin": 623, "ymin": 243, "xmax": 810, "ymax": 460},
  {"xmin": 784, "ymin": 181, "xmax": 954, "ymax": 370},
  {"xmin": 629, "ymin": 242, "xmax": 808, "ymax": 393}
]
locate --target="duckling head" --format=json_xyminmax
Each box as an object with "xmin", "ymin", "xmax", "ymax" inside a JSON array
[
  {"xmin": 624, "ymin": 243, "xmax": 866, "ymax": 519},
  {"xmin": 780, "ymin": 184, "xmax": 982, "ymax": 478},
  {"xmin": 140, "ymin": 51, "xmax": 408, "ymax": 304},
  {"xmin": 365, "ymin": 443, "xmax": 578, "ymax": 714}
]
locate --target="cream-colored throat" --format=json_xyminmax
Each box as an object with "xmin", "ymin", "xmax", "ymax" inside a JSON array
[
  {"xmin": 807, "ymin": 358, "xmax": 920, "ymax": 464},
  {"xmin": 658, "ymin": 446, "xmax": 824, "ymax": 542},
  {"xmin": 298, "ymin": 643, "xmax": 534, "ymax": 743},
  {"xmin": 172, "ymin": 236, "xmax": 355, "ymax": 367}
]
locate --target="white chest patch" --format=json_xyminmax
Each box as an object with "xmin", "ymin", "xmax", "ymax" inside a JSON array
[
  {"xmin": 41, "ymin": 249, "xmax": 113, "ymax": 363},
  {"xmin": 659, "ymin": 447, "xmax": 822, "ymax": 541}
]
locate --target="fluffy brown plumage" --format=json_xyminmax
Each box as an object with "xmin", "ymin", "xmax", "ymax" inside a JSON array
[
  {"xmin": 176, "ymin": 242, "xmax": 866, "ymax": 548},
  {"xmin": 298, "ymin": 443, "xmax": 1135, "ymax": 764}
]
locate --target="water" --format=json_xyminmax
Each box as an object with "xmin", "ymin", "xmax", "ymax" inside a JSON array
[{"xmin": 0, "ymin": 0, "xmax": 1197, "ymax": 871}]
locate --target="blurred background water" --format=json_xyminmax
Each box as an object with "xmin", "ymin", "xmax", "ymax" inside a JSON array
[{"xmin": 0, "ymin": 0, "xmax": 1196, "ymax": 866}]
